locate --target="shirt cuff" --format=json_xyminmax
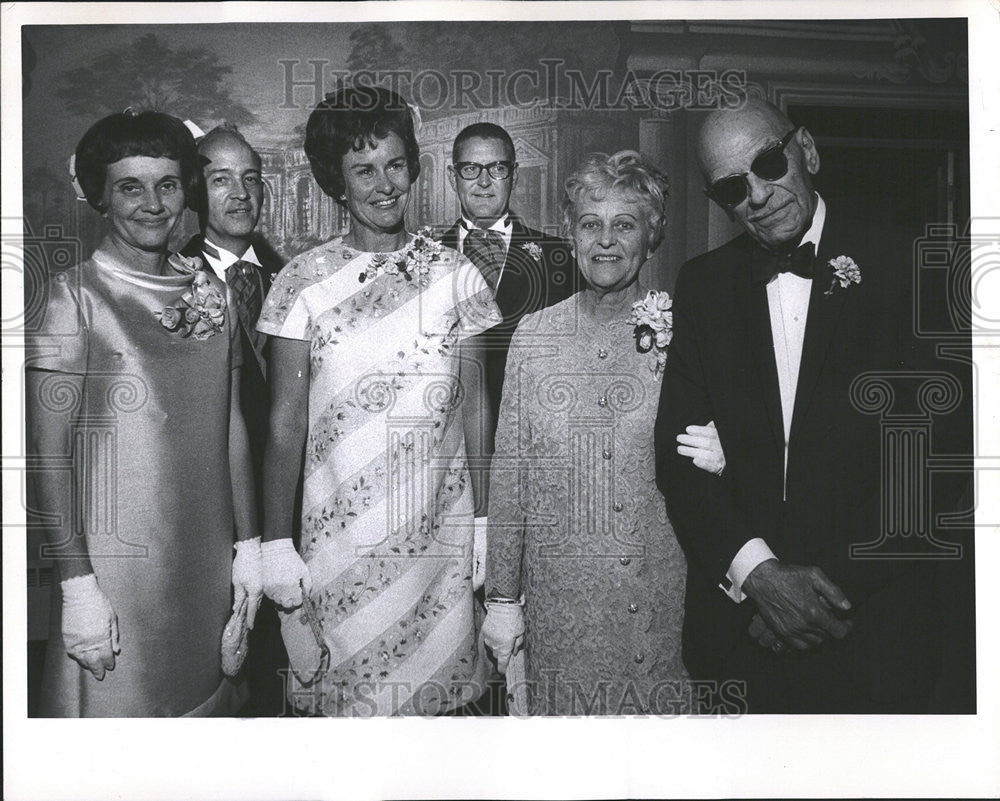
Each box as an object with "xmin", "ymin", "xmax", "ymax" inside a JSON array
[{"xmin": 719, "ymin": 538, "xmax": 777, "ymax": 603}]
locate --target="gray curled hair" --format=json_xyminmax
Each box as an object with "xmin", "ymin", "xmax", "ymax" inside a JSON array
[{"xmin": 561, "ymin": 150, "xmax": 669, "ymax": 251}]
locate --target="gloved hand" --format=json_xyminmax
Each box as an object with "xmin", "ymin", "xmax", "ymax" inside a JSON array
[
  {"xmin": 232, "ymin": 536, "xmax": 263, "ymax": 629},
  {"xmin": 676, "ymin": 419, "xmax": 726, "ymax": 476},
  {"xmin": 482, "ymin": 599, "xmax": 525, "ymax": 674},
  {"xmin": 262, "ymin": 538, "xmax": 312, "ymax": 609},
  {"xmin": 61, "ymin": 573, "xmax": 119, "ymax": 681}
]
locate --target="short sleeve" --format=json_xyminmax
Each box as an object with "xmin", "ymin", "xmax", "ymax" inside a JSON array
[
  {"xmin": 25, "ymin": 268, "xmax": 89, "ymax": 374},
  {"xmin": 451, "ymin": 252, "xmax": 502, "ymax": 340},
  {"xmin": 256, "ymin": 260, "xmax": 314, "ymax": 341}
]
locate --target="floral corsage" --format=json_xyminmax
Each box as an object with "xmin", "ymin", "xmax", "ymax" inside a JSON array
[
  {"xmin": 359, "ymin": 226, "xmax": 443, "ymax": 285},
  {"xmin": 520, "ymin": 242, "xmax": 543, "ymax": 262},
  {"xmin": 629, "ymin": 290, "xmax": 673, "ymax": 377},
  {"xmin": 824, "ymin": 255, "xmax": 862, "ymax": 296},
  {"xmin": 159, "ymin": 254, "xmax": 226, "ymax": 339}
]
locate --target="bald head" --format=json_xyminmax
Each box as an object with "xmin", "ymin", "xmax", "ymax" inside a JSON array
[
  {"xmin": 697, "ymin": 99, "xmax": 820, "ymax": 251},
  {"xmin": 198, "ymin": 127, "xmax": 264, "ymax": 254},
  {"xmin": 696, "ymin": 99, "xmax": 793, "ymax": 176}
]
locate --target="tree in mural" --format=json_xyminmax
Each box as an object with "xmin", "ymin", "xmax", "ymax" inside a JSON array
[
  {"xmin": 342, "ymin": 21, "xmax": 625, "ymax": 117},
  {"xmin": 53, "ymin": 33, "xmax": 255, "ymax": 126}
]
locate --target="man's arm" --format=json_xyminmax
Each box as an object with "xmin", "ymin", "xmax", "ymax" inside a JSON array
[
  {"xmin": 655, "ymin": 262, "xmax": 760, "ymax": 583},
  {"xmin": 656, "ymin": 263, "xmax": 853, "ymax": 650}
]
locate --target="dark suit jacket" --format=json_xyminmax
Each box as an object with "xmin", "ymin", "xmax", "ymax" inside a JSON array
[
  {"xmin": 654, "ymin": 203, "xmax": 971, "ymax": 712},
  {"xmin": 440, "ymin": 214, "xmax": 579, "ymax": 451},
  {"xmin": 180, "ymin": 234, "xmax": 282, "ymax": 497}
]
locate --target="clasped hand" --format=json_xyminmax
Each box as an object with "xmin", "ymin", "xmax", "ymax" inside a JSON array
[
  {"xmin": 742, "ymin": 559, "xmax": 852, "ymax": 652},
  {"xmin": 232, "ymin": 536, "xmax": 263, "ymax": 628},
  {"xmin": 61, "ymin": 573, "xmax": 119, "ymax": 681},
  {"xmin": 262, "ymin": 538, "xmax": 312, "ymax": 609},
  {"xmin": 676, "ymin": 420, "xmax": 725, "ymax": 475},
  {"xmin": 481, "ymin": 600, "xmax": 525, "ymax": 673}
]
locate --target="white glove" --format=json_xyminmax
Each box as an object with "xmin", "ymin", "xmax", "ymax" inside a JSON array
[
  {"xmin": 232, "ymin": 536, "xmax": 263, "ymax": 629},
  {"xmin": 482, "ymin": 599, "xmax": 525, "ymax": 674},
  {"xmin": 61, "ymin": 573, "xmax": 119, "ymax": 681},
  {"xmin": 676, "ymin": 419, "xmax": 726, "ymax": 476},
  {"xmin": 262, "ymin": 538, "xmax": 312, "ymax": 609}
]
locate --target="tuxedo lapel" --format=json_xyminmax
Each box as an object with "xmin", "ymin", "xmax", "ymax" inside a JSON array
[
  {"xmin": 739, "ymin": 246, "xmax": 786, "ymax": 455},
  {"xmin": 789, "ymin": 207, "xmax": 854, "ymax": 443}
]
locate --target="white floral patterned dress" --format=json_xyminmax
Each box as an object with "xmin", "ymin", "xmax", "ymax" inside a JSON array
[{"xmin": 257, "ymin": 233, "xmax": 500, "ymax": 716}]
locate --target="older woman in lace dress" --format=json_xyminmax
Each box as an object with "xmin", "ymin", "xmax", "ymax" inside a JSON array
[{"xmin": 482, "ymin": 151, "xmax": 724, "ymax": 716}]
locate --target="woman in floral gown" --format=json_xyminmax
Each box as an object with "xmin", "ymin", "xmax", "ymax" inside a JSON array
[
  {"xmin": 257, "ymin": 86, "xmax": 500, "ymax": 716},
  {"xmin": 482, "ymin": 151, "xmax": 725, "ymax": 716},
  {"xmin": 27, "ymin": 110, "xmax": 260, "ymax": 716}
]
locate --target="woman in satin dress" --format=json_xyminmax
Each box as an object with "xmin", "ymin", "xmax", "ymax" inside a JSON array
[{"xmin": 27, "ymin": 110, "xmax": 261, "ymax": 716}]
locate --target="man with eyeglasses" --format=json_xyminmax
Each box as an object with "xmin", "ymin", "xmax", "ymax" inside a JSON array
[
  {"xmin": 441, "ymin": 122, "xmax": 577, "ymax": 452},
  {"xmin": 654, "ymin": 99, "xmax": 969, "ymax": 713},
  {"xmin": 439, "ymin": 122, "xmax": 576, "ymax": 715}
]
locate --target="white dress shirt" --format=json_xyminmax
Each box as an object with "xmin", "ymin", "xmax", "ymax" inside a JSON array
[
  {"xmin": 457, "ymin": 215, "xmax": 512, "ymax": 291},
  {"xmin": 723, "ymin": 195, "xmax": 827, "ymax": 602},
  {"xmin": 201, "ymin": 237, "xmax": 262, "ymax": 288}
]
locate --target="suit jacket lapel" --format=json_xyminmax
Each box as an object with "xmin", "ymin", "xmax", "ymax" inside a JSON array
[
  {"xmin": 495, "ymin": 216, "xmax": 535, "ymax": 320},
  {"xmin": 738, "ymin": 239, "xmax": 786, "ymax": 455},
  {"xmin": 789, "ymin": 206, "xmax": 851, "ymax": 440}
]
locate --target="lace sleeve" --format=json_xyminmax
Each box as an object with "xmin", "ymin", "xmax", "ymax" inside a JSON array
[{"xmin": 485, "ymin": 324, "xmax": 536, "ymax": 599}]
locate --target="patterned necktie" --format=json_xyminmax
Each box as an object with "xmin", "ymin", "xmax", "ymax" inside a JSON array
[
  {"xmin": 463, "ymin": 228, "xmax": 505, "ymax": 291},
  {"xmin": 225, "ymin": 259, "xmax": 264, "ymax": 351}
]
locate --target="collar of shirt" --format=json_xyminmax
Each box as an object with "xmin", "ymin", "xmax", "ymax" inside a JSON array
[
  {"xmin": 202, "ymin": 237, "xmax": 262, "ymax": 282},
  {"xmin": 799, "ymin": 193, "xmax": 825, "ymax": 253},
  {"xmin": 457, "ymin": 214, "xmax": 513, "ymax": 255}
]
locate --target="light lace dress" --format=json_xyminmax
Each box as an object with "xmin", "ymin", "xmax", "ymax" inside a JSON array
[{"xmin": 486, "ymin": 290, "xmax": 690, "ymax": 715}]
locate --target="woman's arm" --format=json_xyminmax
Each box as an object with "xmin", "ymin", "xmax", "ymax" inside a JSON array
[
  {"xmin": 259, "ymin": 336, "xmax": 313, "ymax": 608},
  {"xmin": 459, "ymin": 332, "xmax": 493, "ymax": 517},
  {"xmin": 261, "ymin": 336, "xmax": 310, "ymax": 544},
  {"xmin": 228, "ymin": 365, "xmax": 259, "ymax": 542},
  {"xmin": 27, "ymin": 367, "xmax": 119, "ymax": 678},
  {"xmin": 25, "ymin": 369, "xmax": 90, "ymax": 580}
]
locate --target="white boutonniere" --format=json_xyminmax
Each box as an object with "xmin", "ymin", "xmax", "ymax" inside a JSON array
[
  {"xmin": 824, "ymin": 255, "xmax": 862, "ymax": 296},
  {"xmin": 628, "ymin": 290, "xmax": 673, "ymax": 378},
  {"xmin": 521, "ymin": 242, "xmax": 543, "ymax": 262}
]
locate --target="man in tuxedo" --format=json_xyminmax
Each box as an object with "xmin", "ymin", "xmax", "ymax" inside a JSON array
[
  {"xmin": 440, "ymin": 122, "xmax": 578, "ymax": 453},
  {"xmin": 182, "ymin": 125, "xmax": 286, "ymax": 715},
  {"xmin": 655, "ymin": 99, "xmax": 971, "ymax": 713}
]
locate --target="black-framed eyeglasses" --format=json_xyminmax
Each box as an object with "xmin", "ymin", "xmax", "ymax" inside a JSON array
[
  {"xmin": 704, "ymin": 127, "xmax": 800, "ymax": 208},
  {"xmin": 454, "ymin": 161, "xmax": 515, "ymax": 181}
]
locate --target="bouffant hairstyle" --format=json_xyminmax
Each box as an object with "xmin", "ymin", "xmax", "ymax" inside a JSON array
[
  {"xmin": 304, "ymin": 85, "xmax": 420, "ymax": 205},
  {"xmin": 561, "ymin": 150, "xmax": 670, "ymax": 251},
  {"xmin": 74, "ymin": 110, "xmax": 200, "ymax": 212}
]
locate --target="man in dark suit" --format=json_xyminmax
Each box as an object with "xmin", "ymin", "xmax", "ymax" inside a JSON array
[
  {"xmin": 181, "ymin": 125, "xmax": 281, "ymax": 488},
  {"xmin": 440, "ymin": 122, "xmax": 578, "ymax": 453},
  {"xmin": 439, "ymin": 122, "xmax": 577, "ymax": 716},
  {"xmin": 654, "ymin": 99, "xmax": 971, "ymax": 713},
  {"xmin": 182, "ymin": 125, "xmax": 286, "ymax": 715}
]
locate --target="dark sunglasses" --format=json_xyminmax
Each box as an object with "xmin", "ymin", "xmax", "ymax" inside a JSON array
[
  {"xmin": 454, "ymin": 160, "xmax": 515, "ymax": 181},
  {"xmin": 705, "ymin": 127, "xmax": 801, "ymax": 208}
]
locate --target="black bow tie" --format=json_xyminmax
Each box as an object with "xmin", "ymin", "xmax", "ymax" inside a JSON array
[{"xmin": 751, "ymin": 241, "xmax": 816, "ymax": 283}]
